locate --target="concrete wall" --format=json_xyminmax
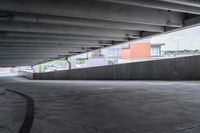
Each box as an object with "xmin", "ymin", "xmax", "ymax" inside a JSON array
[
  {"xmin": 18, "ymin": 71, "xmax": 33, "ymax": 79},
  {"xmin": 33, "ymin": 55, "xmax": 200, "ymax": 80},
  {"xmin": 11, "ymin": 69, "xmax": 33, "ymax": 79}
]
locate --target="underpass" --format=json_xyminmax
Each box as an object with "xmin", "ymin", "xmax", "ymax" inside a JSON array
[{"xmin": 1, "ymin": 0, "xmax": 200, "ymax": 133}]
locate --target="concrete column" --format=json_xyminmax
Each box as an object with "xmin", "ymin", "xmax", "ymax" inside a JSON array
[{"xmin": 66, "ymin": 58, "xmax": 72, "ymax": 70}]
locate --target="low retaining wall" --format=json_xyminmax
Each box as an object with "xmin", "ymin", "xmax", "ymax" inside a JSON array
[
  {"xmin": 18, "ymin": 71, "xmax": 33, "ymax": 79},
  {"xmin": 33, "ymin": 55, "xmax": 200, "ymax": 80},
  {"xmin": 11, "ymin": 69, "xmax": 33, "ymax": 79}
]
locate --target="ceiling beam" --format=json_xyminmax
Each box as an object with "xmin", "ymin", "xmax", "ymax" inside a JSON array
[
  {"xmin": 0, "ymin": 0, "xmax": 183, "ymax": 26},
  {"xmin": 0, "ymin": 52, "xmax": 73, "ymax": 56},
  {"xmin": 97, "ymin": 0, "xmax": 200, "ymax": 15},
  {"xmin": 0, "ymin": 57, "xmax": 57, "ymax": 59},
  {"xmin": 0, "ymin": 21, "xmax": 140, "ymax": 38},
  {"xmin": 158, "ymin": 0, "xmax": 200, "ymax": 8},
  {"xmin": 0, "ymin": 49, "xmax": 83, "ymax": 52},
  {"xmin": 0, "ymin": 32, "xmax": 128, "ymax": 41},
  {"xmin": 0, "ymin": 52, "xmax": 76, "ymax": 56},
  {"xmin": 0, "ymin": 42, "xmax": 105, "ymax": 48},
  {"xmin": 0, "ymin": 54, "xmax": 71, "ymax": 57},
  {"xmin": 184, "ymin": 16, "xmax": 200, "ymax": 27},
  {"xmin": 0, "ymin": 47, "xmax": 86, "ymax": 51},
  {"xmin": 0, "ymin": 46, "xmax": 103, "ymax": 51},
  {"xmin": 0, "ymin": 36, "xmax": 106, "ymax": 45},
  {"xmin": 0, "ymin": 12, "xmax": 164, "ymax": 32},
  {"xmin": 0, "ymin": 42, "xmax": 105, "ymax": 49}
]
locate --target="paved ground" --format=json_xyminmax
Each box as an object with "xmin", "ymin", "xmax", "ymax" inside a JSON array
[{"xmin": 1, "ymin": 76, "xmax": 200, "ymax": 133}]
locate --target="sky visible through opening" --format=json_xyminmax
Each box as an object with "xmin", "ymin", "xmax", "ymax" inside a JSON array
[{"xmin": 151, "ymin": 26, "xmax": 200, "ymax": 50}]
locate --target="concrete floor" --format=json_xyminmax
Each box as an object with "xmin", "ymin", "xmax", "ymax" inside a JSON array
[{"xmin": 1, "ymin": 76, "xmax": 200, "ymax": 133}]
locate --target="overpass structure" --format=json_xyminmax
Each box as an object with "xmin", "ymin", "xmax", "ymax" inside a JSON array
[
  {"xmin": 2, "ymin": 1, "xmax": 200, "ymax": 133},
  {"xmin": 0, "ymin": 0, "xmax": 200, "ymax": 66}
]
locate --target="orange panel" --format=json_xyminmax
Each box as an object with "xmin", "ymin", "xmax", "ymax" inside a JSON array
[
  {"xmin": 121, "ymin": 48, "xmax": 131, "ymax": 59},
  {"xmin": 121, "ymin": 42, "xmax": 150, "ymax": 59},
  {"xmin": 131, "ymin": 43, "xmax": 150, "ymax": 58}
]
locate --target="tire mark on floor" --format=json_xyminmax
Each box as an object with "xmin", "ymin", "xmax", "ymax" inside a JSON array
[{"xmin": 7, "ymin": 89, "xmax": 34, "ymax": 133}]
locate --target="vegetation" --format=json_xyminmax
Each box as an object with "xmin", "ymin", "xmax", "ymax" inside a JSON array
[{"xmin": 34, "ymin": 59, "xmax": 68, "ymax": 73}]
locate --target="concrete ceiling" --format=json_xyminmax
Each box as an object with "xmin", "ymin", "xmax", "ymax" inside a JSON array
[{"xmin": 0, "ymin": 0, "xmax": 200, "ymax": 66}]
